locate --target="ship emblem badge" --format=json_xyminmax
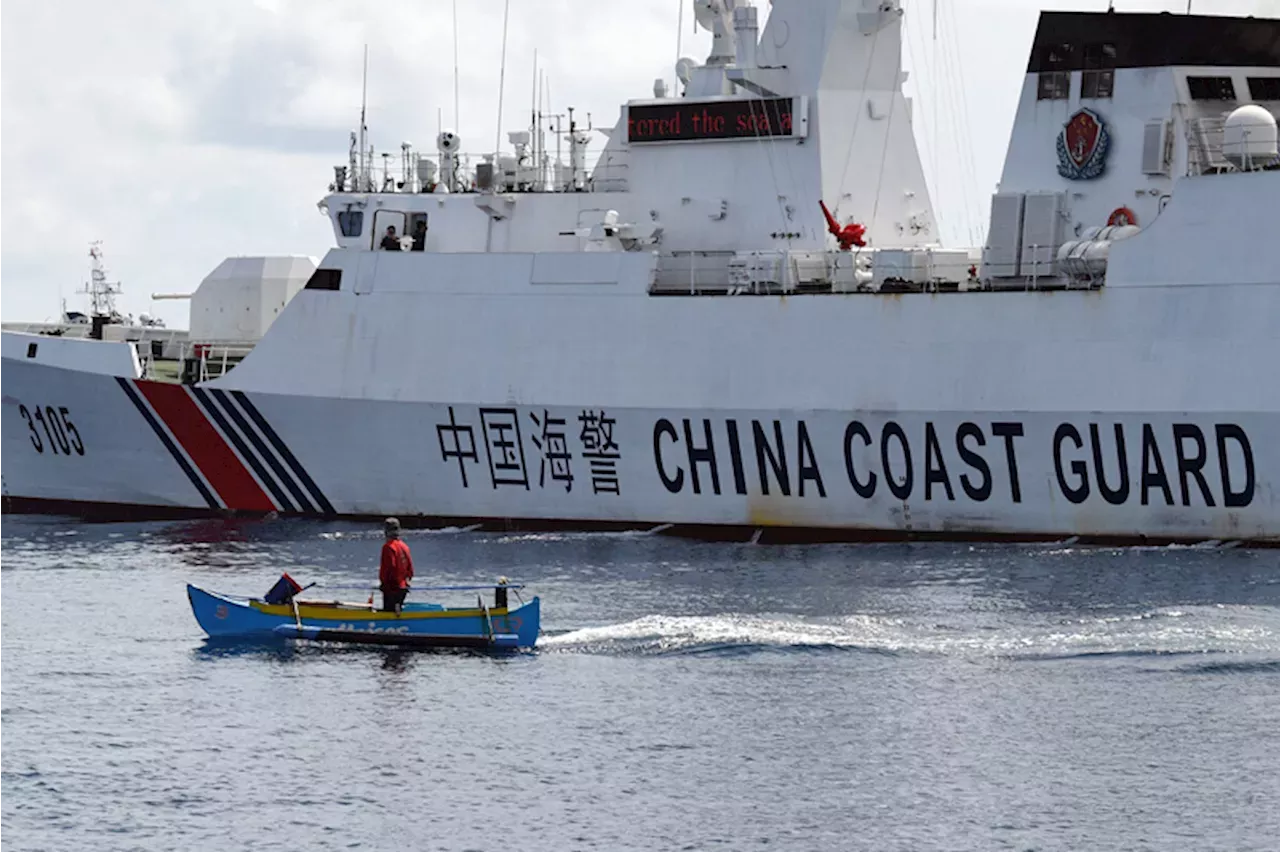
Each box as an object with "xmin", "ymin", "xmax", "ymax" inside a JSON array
[{"xmin": 1056, "ymin": 108, "xmax": 1111, "ymax": 180}]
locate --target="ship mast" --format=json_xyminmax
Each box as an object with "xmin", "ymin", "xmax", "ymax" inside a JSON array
[{"xmin": 78, "ymin": 241, "xmax": 123, "ymax": 319}]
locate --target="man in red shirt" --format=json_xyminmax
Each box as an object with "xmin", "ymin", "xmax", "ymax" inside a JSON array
[{"xmin": 379, "ymin": 517, "xmax": 414, "ymax": 613}]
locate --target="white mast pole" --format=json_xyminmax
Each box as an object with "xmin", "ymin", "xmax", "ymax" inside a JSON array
[
  {"xmin": 453, "ymin": 0, "xmax": 461, "ymax": 132},
  {"xmin": 495, "ymin": 0, "xmax": 511, "ymax": 162},
  {"xmin": 675, "ymin": 0, "xmax": 685, "ymax": 96},
  {"xmin": 359, "ymin": 44, "xmax": 369, "ymax": 191}
]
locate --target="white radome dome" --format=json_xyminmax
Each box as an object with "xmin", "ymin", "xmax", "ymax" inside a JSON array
[{"xmin": 1222, "ymin": 104, "xmax": 1278, "ymax": 171}]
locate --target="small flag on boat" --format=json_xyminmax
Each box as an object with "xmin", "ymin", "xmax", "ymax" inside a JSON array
[{"xmin": 264, "ymin": 573, "xmax": 303, "ymax": 605}]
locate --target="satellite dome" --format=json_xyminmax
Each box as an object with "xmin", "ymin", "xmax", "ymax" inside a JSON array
[{"xmin": 1222, "ymin": 104, "xmax": 1279, "ymax": 171}]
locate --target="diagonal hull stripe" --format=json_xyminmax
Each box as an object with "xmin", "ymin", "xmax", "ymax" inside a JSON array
[
  {"xmin": 191, "ymin": 388, "xmax": 297, "ymax": 513},
  {"xmin": 116, "ymin": 378, "xmax": 219, "ymax": 509},
  {"xmin": 231, "ymin": 390, "xmax": 336, "ymax": 515},
  {"xmin": 206, "ymin": 389, "xmax": 317, "ymax": 514},
  {"xmin": 135, "ymin": 382, "xmax": 276, "ymax": 512}
]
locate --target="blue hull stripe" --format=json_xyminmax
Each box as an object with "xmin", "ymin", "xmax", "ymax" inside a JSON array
[
  {"xmin": 206, "ymin": 388, "xmax": 317, "ymax": 514},
  {"xmin": 116, "ymin": 378, "xmax": 219, "ymax": 509},
  {"xmin": 230, "ymin": 390, "xmax": 336, "ymax": 515},
  {"xmin": 190, "ymin": 388, "xmax": 295, "ymax": 513}
]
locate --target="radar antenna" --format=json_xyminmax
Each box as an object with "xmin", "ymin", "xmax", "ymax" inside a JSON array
[{"xmin": 694, "ymin": 0, "xmax": 737, "ymax": 66}]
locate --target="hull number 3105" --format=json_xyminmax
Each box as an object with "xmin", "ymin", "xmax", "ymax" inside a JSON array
[{"xmin": 18, "ymin": 404, "xmax": 85, "ymax": 456}]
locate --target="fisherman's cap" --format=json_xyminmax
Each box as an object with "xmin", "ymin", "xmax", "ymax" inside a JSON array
[{"xmin": 384, "ymin": 517, "xmax": 401, "ymax": 533}]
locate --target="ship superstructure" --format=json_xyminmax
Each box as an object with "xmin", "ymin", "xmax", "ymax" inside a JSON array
[
  {"xmin": 1, "ymin": 243, "xmax": 186, "ymax": 359},
  {"xmin": 3, "ymin": 1, "xmax": 1278, "ymax": 545}
]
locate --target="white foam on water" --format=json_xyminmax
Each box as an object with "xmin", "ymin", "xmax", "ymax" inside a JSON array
[
  {"xmin": 488, "ymin": 529, "xmax": 659, "ymax": 545},
  {"xmin": 542, "ymin": 605, "xmax": 1280, "ymax": 659},
  {"xmin": 318, "ymin": 524, "xmax": 483, "ymax": 541},
  {"xmin": 542, "ymin": 613, "xmax": 896, "ymax": 654},
  {"xmin": 318, "ymin": 525, "xmax": 656, "ymax": 543}
]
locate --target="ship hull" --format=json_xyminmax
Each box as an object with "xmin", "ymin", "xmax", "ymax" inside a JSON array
[{"xmin": 4, "ymin": 356, "xmax": 1276, "ymax": 546}]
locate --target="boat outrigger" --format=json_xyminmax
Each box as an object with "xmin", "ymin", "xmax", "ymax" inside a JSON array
[{"xmin": 188, "ymin": 574, "xmax": 540, "ymax": 651}]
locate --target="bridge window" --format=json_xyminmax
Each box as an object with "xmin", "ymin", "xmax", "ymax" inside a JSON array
[
  {"xmin": 407, "ymin": 213, "xmax": 429, "ymax": 250},
  {"xmin": 372, "ymin": 211, "xmax": 407, "ymax": 250},
  {"xmin": 1038, "ymin": 72, "xmax": 1070, "ymax": 101},
  {"xmin": 1188, "ymin": 76, "xmax": 1236, "ymax": 101},
  {"xmin": 1081, "ymin": 43, "xmax": 1116, "ymax": 99},
  {"xmin": 1248, "ymin": 77, "xmax": 1280, "ymax": 101},
  {"xmin": 304, "ymin": 269, "xmax": 342, "ymax": 291},
  {"xmin": 337, "ymin": 210, "xmax": 364, "ymax": 238},
  {"xmin": 1037, "ymin": 43, "xmax": 1074, "ymax": 101}
]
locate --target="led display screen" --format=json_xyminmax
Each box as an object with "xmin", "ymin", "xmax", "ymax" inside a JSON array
[{"xmin": 627, "ymin": 98, "xmax": 799, "ymax": 143}]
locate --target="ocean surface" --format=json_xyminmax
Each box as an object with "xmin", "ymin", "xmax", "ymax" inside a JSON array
[{"xmin": 2, "ymin": 516, "xmax": 1278, "ymax": 851}]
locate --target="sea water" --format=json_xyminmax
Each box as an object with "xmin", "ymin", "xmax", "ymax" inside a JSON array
[{"xmin": 2, "ymin": 517, "xmax": 1278, "ymax": 851}]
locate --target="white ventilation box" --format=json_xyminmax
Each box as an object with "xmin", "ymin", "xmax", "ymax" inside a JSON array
[
  {"xmin": 1142, "ymin": 119, "xmax": 1174, "ymax": 175},
  {"xmin": 1019, "ymin": 191, "xmax": 1067, "ymax": 278},
  {"xmin": 872, "ymin": 249, "xmax": 928, "ymax": 287},
  {"xmin": 788, "ymin": 250, "xmax": 831, "ymax": 287},
  {"xmin": 981, "ymin": 192, "xmax": 1026, "ymax": 277},
  {"xmin": 870, "ymin": 248, "xmax": 972, "ymax": 288},
  {"xmin": 727, "ymin": 250, "xmax": 784, "ymax": 290},
  {"xmin": 923, "ymin": 249, "xmax": 972, "ymax": 284}
]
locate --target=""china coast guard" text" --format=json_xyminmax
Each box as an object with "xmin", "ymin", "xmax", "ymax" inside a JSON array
[{"xmin": 652, "ymin": 418, "xmax": 1255, "ymax": 508}]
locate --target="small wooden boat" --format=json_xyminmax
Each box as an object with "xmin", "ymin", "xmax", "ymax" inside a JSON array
[{"xmin": 187, "ymin": 576, "xmax": 540, "ymax": 651}]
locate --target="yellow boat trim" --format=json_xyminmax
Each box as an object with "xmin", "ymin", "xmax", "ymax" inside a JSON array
[{"xmin": 250, "ymin": 601, "xmax": 510, "ymax": 621}]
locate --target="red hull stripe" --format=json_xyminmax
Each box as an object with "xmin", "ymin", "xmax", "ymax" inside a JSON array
[
  {"xmin": 135, "ymin": 382, "xmax": 277, "ymax": 512},
  {"xmin": 116, "ymin": 377, "xmax": 219, "ymax": 509}
]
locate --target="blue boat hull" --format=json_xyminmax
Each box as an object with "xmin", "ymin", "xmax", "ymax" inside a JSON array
[{"xmin": 187, "ymin": 584, "xmax": 540, "ymax": 649}]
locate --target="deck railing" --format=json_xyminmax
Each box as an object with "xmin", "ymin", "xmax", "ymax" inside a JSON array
[
  {"xmin": 332, "ymin": 149, "xmax": 629, "ymax": 195},
  {"xmin": 137, "ymin": 341, "xmax": 256, "ymax": 383},
  {"xmin": 1185, "ymin": 114, "xmax": 1280, "ymax": 176},
  {"xmin": 1186, "ymin": 116, "xmax": 1233, "ymax": 176}
]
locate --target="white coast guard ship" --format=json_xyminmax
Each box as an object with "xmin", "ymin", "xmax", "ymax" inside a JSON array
[{"xmin": 4, "ymin": 1, "xmax": 1279, "ymax": 545}]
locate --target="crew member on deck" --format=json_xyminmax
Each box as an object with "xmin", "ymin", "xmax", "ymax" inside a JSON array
[
  {"xmin": 411, "ymin": 219, "xmax": 427, "ymax": 251},
  {"xmin": 380, "ymin": 225, "xmax": 402, "ymax": 251},
  {"xmin": 379, "ymin": 517, "xmax": 414, "ymax": 613}
]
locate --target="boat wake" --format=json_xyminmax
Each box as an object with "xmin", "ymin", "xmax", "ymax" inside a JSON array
[
  {"xmin": 541, "ymin": 613, "xmax": 904, "ymax": 657},
  {"xmin": 316, "ymin": 526, "xmax": 661, "ymax": 542},
  {"xmin": 318, "ymin": 524, "xmax": 484, "ymax": 540},
  {"xmin": 541, "ymin": 605, "xmax": 1280, "ymax": 664},
  {"xmin": 487, "ymin": 529, "xmax": 665, "ymax": 544}
]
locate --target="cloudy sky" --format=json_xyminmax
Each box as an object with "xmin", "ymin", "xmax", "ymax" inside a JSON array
[{"xmin": 2, "ymin": 0, "xmax": 1275, "ymax": 326}]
